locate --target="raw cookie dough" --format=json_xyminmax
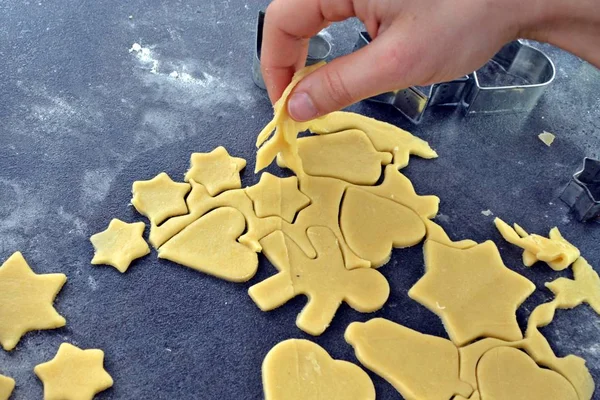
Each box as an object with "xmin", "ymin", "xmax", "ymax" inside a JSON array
[
  {"xmin": 262, "ymin": 339, "xmax": 375, "ymax": 400},
  {"xmin": 477, "ymin": 347, "xmax": 577, "ymax": 400},
  {"xmin": 256, "ymin": 64, "xmax": 437, "ymax": 175},
  {"xmin": 0, "ymin": 374, "xmax": 15, "ymax": 400},
  {"xmin": 158, "ymin": 207, "xmax": 259, "ymax": 282},
  {"xmin": 90, "ymin": 219, "xmax": 150, "ymax": 273},
  {"xmin": 132, "ymin": 172, "xmax": 191, "ymax": 225},
  {"xmin": 184, "ymin": 146, "xmax": 246, "ymax": 196},
  {"xmin": 35, "ymin": 343, "xmax": 113, "ymax": 400},
  {"xmin": 424, "ymin": 220, "xmax": 477, "ymax": 249},
  {"xmin": 276, "ymin": 129, "xmax": 393, "ymax": 185},
  {"xmin": 340, "ymin": 187, "xmax": 426, "ymax": 267},
  {"xmin": 245, "ymin": 172, "xmax": 310, "ymax": 223},
  {"xmin": 409, "ymin": 240, "xmax": 535, "ymax": 346},
  {"xmin": 494, "ymin": 218, "xmax": 580, "ymax": 271},
  {"xmin": 0, "ymin": 252, "xmax": 67, "ymax": 351},
  {"xmin": 458, "ymin": 259, "xmax": 598, "ymax": 400},
  {"xmin": 345, "ymin": 318, "xmax": 473, "ymax": 400},
  {"xmin": 248, "ymin": 227, "xmax": 389, "ymax": 335}
]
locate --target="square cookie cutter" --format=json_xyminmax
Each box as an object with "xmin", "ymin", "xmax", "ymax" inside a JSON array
[
  {"xmin": 252, "ymin": 11, "xmax": 332, "ymax": 90},
  {"xmin": 560, "ymin": 158, "xmax": 600, "ymax": 222},
  {"xmin": 353, "ymin": 32, "xmax": 556, "ymax": 124}
]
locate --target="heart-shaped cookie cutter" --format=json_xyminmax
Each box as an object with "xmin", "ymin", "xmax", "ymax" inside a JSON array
[
  {"xmin": 560, "ymin": 158, "xmax": 600, "ymax": 222},
  {"xmin": 354, "ymin": 33, "xmax": 556, "ymax": 124}
]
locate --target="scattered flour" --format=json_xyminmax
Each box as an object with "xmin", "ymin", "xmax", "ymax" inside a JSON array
[
  {"xmin": 88, "ymin": 275, "xmax": 99, "ymax": 291},
  {"xmin": 130, "ymin": 42, "xmax": 159, "ymax": 74},
  {"xmin": 481, "ymin": 209, "xmax": 493, "ymax": 217}
]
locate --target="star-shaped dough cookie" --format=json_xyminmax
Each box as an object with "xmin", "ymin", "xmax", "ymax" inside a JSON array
[
  {"xmin": 90, "ymin": 219, "xmax": 150, "ymax": 273},
  {"xmin": 35, "ymin": 343, "xmax": 113, "ymax": 400},
  {"xmin": 0, "ymin": 252, "xmax": 67, "ymax": 351},
  {"xmin": 245, "ymin": 172, "xmax": 310, "ymax": 223},
  {"xmin": 132, "ymin": 172, "xmax": 191, "ymax": 225},
  {"xmin": 546, "ymin": 257, "xmax": 600, "ymax": 314},
  {"xmin": 184, "ymin": 146, "xmax": 246, "ymax": 196},
  {"xmin": 0, "ymin": 374, "xmax": 15, "ymax": 400},
  {"xmin": 409, "ymin": 240, "xmax": 535, "ymax": 346}
]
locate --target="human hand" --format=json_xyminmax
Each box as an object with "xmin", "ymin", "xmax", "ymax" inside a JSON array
[{"xmin": 260, "ymin": 0, "xmax": 600, "ymax": 122}]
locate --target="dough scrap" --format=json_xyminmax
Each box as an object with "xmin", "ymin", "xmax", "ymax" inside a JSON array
[
  {"xmin": 477, "ymin": 347, "xmax": 577, "ymax": 400},
  {"xmin": 494, "ymin": 218, "xmax": 580, "ymax": 271},
  {"xmin": 248, "ymin": 227, "xmax": 389, "ymax": 336},
  {"xmin": 276, "ymin": 129, "xmax": 393, "ymax": 185},
  {"xmin": 0, "ymin": 252, "xmax": 67, "ymax": 351},
  {"xmin": 409, "ymin": 240, "xmax": 535, "ymax": 346},
  {"xmin": 340, "ymin": 187, "xmax": 426, "ymax": 267},
  {"xmin": 34, "ymin": 343, "xmax": 113, "ymax": 400},
  {"xmin": 0, "ymin": 374, "xmax": 15, "ymax": 400},
  {"xmin": 424, "ymin": 220, "xmax": 477, "ymax": 249},
  {"xmin": 131, "ymin": 172, "xmax": 191, "ymax": 225},
  {"xmin": 158, "ymin": 207, "xmax": 259, "ymax": 282},
  {"xmin": 184, "ymin": 146, "xmax": 246, "ymax": 196},
  {"xmin": 544, "ymin": 257, "xmax": 600, "ymax": 314},
  {"xmin": 345, "ymin": 318, "xmax": 473, "ymax": 400},
  {"xmin": 90, "ymin": 219, "xmax": 150, "ymax": 273},
  {"xmin": 262, "ymin": 339, "xmax": 375, "ymax": 400},
  {"xmin": 245, "ymin": 172, "xmax": 310, "ymax": 223},
  {"xmin": 256, "ymin": 64, "xmax": 438, "ymax": 175}
]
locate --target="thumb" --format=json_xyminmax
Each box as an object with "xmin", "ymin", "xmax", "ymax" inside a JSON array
[{"xmin": 287, "ymin": 34, "xmax": 412, "ymax": 121}]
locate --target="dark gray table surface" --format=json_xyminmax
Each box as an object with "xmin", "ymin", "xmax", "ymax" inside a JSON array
[{"xmin": 0, "ymin": 0, "xmax": 599, "ymax": 399}]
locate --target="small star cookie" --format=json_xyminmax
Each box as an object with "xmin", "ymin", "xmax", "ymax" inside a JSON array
[
  {"xmin": 35, "ymin": 343, "xmax": 113, "ymax": 400},
  {"xmin": 132, "ymin": 172, "xmax": 191, "ymax": 225},
  {"xmin": 0, "ymin": 374, "xmax": 15, "ymax": 400},
  {"xmin": 409, "ymin": 240, "xmax": 535, "ymax": 346},
  {"xmin": 184, "ymin": 146, "xmax": 246, "ymax": 196},
  {"xmin": 245, "ymin": 172, "xmax": 310, "ymax": 223},
  {"xmin": 0, "ymin": 252, "xmax": 67, "ymax": 351},
  {"xmin": 90, "ymin": 219, "xmax": 150, "ymax": 273}
]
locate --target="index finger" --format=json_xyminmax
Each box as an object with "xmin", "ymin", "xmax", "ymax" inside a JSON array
[{"xmin": 261, "ymin": 0, "xmax": 357, "ymax": 103}]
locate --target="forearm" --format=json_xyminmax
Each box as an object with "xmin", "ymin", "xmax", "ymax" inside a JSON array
[{"xmin": 521, "ymin": 0, "xmax": 600, "ymax": 67}]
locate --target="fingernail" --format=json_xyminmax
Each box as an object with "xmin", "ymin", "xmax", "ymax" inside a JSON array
[{"xmin": 288, "ymin": 92, "xmax": 318, "ymax": 121}]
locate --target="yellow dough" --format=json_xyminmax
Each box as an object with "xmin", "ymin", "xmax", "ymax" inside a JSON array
[
  {"xmin": 184, "ymin": 146, "xmax": 246, "ymax": 196},
  {"xmin": 340, "ymin": 187, "xmax": 426, "ymax": 267},
  {"xmin": 245, "ymin": 172, "xmax": 310, "ymax": 223},
  {"xmin": 277, "ymin": 129, "xmax": 393, "ymax": 185},
  {"xmin": 256, "ymin": 64, "xmax": 437, "ymax": 175},
  {"xmin": 458, "ymin": 258, "xmax": 599, "ymax": 400},
  {"xmin": 477, "ymin": 347, "xmax": 577, "ymax": 400},
  {"xmin": 424, "ymin": 220, "xmax": 477, "ymax": 249},
  {"xmin": 0, "ymin": 252, "xmax": 67, "ymax": 351},
  {"xmin": 345, "ymin": 318, "xmax": 473, "ymax": 400},
  {"xmin": 494, "ymin": 218, "xmax": 580, "ymax": 271},
  {"xmin": 0, "ymin": 374, "xmax": 15, "ymax": 400},
  {"xmin": 262, "ymin": 339, "xmax": 375, "ymax": 400},
  {"xmin": 409, "ymin": 240, "xmax": 535, "ymax": 346},
  {"xmin": 90, "ymin": 219, "xmax": 150, "ymax": 273},
  {"xmin": 131, "ymin": 172, "xmax": 191, "ymax": 225},
  {"xmin": 248, "ymin": 227, "xmax": 389, "ymax": 336},
  {"xmin": 34, "ymin": 343, "xmax": 113, "ymax": 400},
  {"xmin": 158, "ymin": 207, "xmax": 259, "ymax": 282}
]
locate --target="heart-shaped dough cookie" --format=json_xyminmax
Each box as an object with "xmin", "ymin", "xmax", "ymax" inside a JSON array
[
  {"xmin": 158, "ymin": 207, "xmax": 258, "ymax": 282},
  {"xmin": 340, "ymin": 187, "xmax": 426, "ymax": 266},
  {"xmin": 477, "ymin": 347, "xmax": 578, "ymax": 400},
  {"xmin": 262, "ymin": 339, "xmax": 375, "ymax": 400}
]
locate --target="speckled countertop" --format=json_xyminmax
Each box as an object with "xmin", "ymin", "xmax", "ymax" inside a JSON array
[{"xmin": 0, "ymin": 0, "xmax": 598, "ymax": 399}]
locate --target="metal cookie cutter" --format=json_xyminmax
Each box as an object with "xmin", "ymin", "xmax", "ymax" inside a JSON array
[
  {"xmin": 252, "ymin": 11, "xmax": 332, "ymax": 90},
  {"xmin": 354, "ymin": 33, "xmax": 556, "ymax": 123},
  {"xmin": 354, "ymin": 32, "xmax": 471, "ymax": 124},
  {"xmin": 560, "ymin": 158, "xmax": 600, "ymax": 222}
]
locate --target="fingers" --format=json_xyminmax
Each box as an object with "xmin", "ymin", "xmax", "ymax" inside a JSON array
[
  {"xmin": 287, "ymin": 32, "xmax": 416, "ymax": 121},
  {"xmin": 261, "ymin": 0, "xmax": 357, "ymax": 103}
]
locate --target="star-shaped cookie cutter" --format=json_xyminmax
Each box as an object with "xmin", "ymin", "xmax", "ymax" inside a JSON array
[{"xmin": 560, "ymin": 158, "xmax": 600, "ymax": 222}]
